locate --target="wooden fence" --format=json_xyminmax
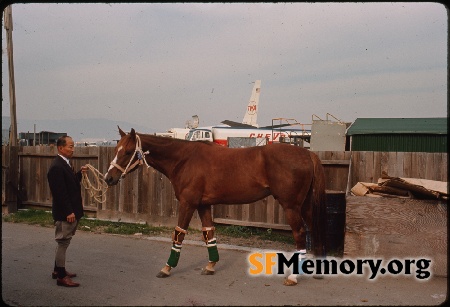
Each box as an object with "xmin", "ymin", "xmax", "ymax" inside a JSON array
[
  {"xmin": 349, "ymin": 151, "xmax": 448, "ymax": 183},
  {"xmin": 2, "ymin": 146, "xmax": 447, "ymax": 230}
]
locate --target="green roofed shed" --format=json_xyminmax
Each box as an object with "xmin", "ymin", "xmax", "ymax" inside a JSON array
[{"xmin": 346, "ymin": 118, "xmax": 447, "ymax": 152}]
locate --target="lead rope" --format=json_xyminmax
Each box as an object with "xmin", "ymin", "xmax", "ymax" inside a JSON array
[
  {"xmin": 81, "ymin": 164, "xmax": 108, "ymax": 204},
  {"xmin": 83, "ymin": 134, "xmax": 150, "ymax": 203}
]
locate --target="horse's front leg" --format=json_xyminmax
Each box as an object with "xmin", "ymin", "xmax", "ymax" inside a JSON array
[
  {"xmin": 198, "ymin": 205, "xmax": 219, "ymax": 275},
  {"xmin": 156, "ymin": 204, "xmax": 196, "ymax": 278}
]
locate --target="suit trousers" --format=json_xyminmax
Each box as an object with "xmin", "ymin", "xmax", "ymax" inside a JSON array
[{"xmin": 54, "ymin": 220, "xmax": 78, "ymax": 268}]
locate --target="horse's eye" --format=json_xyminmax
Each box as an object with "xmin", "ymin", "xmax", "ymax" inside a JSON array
[{"xmin": 125, "ymin": 151, "xmax": 134, "ymax": 155}]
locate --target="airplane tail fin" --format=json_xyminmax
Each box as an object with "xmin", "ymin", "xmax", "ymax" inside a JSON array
[{"xmin": 242, "ymin": 80, "xmax": 261, "ymax": 127}]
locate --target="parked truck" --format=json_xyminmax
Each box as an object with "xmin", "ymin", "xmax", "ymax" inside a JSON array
[
  {"xmin": 186, "ymin": 125, "xmax": 310, "ymax": 147},
  {"xmin": 155, "ymin": 127, "xmax": 191, "ymax": 140}
]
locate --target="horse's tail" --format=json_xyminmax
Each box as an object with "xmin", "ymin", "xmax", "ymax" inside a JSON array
[{"xmin": 310, "ymin": 151, "xmax": 327, "ymax": 258}]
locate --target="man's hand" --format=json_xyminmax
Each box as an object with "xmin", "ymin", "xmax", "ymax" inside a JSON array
[
  {"xmin": 67, "ymin": 213, "xmax": 76, "ymax": 223},
  {"xmin": 81, "ymin": 165, "xmax": 89, "ymax": 173}
]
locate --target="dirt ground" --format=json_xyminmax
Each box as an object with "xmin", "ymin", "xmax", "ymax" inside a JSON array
[{"xmin": 2, "ymin": 222, "xmax": 447, "ymax": 306}]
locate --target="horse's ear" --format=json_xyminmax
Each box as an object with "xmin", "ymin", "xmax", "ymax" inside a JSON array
[
  {"xmin": 130, "ymin": 128, "xmax": 136, "ymax": 139},
  {"xmin": 118, "ymin": 126, "xmax": 126, "ymax": 137}
]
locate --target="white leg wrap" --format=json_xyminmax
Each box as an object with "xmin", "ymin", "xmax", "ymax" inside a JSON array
[
  {"xmin": 287, "ymin": 273, "xmax": 298, "ymax": 283},
  {"xmin": 287, "ymin": 249, "xmax": 307, "ymax": 283}
]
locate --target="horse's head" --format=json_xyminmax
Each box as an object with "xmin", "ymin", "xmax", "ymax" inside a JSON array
[{"xmin": 104, "ymin": 126, "xmax": 142, "ymax": 186}]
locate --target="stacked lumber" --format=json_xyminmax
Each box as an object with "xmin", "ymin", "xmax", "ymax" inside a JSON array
[{"xmin": 351, "ymin": 172, "xmax": 448, "ymax": 200}]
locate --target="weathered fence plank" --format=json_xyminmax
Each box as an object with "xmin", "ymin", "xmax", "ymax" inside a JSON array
[{"xmin": 2, "ymin": 146, "xmax": 19, "ymax": 213}]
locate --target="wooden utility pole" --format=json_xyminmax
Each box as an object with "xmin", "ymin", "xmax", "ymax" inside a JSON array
[
  {"xmin": 4, "ymin": 5, "xmax": 18, "ymax": 146},
  {"xmin": 4, "ymin": 5, "xmax": 18, "ymax": 213}
]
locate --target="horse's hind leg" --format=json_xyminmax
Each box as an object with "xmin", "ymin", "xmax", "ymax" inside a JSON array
[
  {"xmin": 282, "ymin": 204, "xmax": 310, "ymax": 286},
  {"xmin": 283, "ymin": 193, "xmax": 316, "ymax": 285},
  {"xmin": 283, "ymin": 206, "xmax": 308, "ymax": 251},
  {"xmin": 198, "ymin": 205, "xmax": 219, "ymax": 275},
  {"xmin": 156, "ymin": 204, "xmax": 196, "ymax": 278}
]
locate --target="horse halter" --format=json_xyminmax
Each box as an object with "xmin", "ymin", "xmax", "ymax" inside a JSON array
[{"xmin": 110, "ymin": 134, "xmax": 151, "ymax": 179}]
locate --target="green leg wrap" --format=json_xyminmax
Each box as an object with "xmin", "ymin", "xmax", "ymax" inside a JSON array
[
  {"xmin": 207, "ymin": 239, "xmax": 219, "ymax": 262},
  {"xmin": 167, "ymin": 243, "xmax": 182, "ymax": 268}
]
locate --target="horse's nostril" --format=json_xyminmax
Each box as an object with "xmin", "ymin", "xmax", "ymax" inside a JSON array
[{"xmin": 104, "ymin": 175, "xmax": 112, "ymax": 184}]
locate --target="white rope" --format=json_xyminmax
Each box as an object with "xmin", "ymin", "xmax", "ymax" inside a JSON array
[{"xmin": 81, "ymin": 164, "xmax": 108, "ymax": 204}]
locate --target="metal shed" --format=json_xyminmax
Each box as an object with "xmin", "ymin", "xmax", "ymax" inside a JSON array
[{"xmin": 346, "ymin": 118, "xmax": 448, "ymax": 152}]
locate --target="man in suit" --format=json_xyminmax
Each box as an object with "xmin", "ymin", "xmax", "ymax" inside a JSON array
[{"xmin": 47, "ymin": 135, "xmax": 88, "ymax": 287}]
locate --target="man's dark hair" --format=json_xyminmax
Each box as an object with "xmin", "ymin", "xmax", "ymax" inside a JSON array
[{"xmin": 56, "ymin": 136, "xmax": 71, "ymax": 147}]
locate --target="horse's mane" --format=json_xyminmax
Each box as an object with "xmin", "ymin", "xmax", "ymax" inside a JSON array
[
  {"xmin": 141, "ymin": 133, "xmax": 216, "ymax": 147},
  {"xmin": 136, "ymin": 133, "xmax": 219, "ymax": 147}
]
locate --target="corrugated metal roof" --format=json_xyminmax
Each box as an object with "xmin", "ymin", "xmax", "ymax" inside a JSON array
[{"xmin": 347, "ymin": 118, "xmax": 447, "ymax": 135}]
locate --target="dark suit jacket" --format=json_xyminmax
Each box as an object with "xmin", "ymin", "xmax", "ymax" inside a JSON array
[{"xmin": 47, "ymin": 155, "xmax": 84, "ymax": 221}]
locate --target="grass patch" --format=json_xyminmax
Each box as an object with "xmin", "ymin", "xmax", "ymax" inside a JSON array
[
  {"xmin": 2, "ymin": 209, "xmax": 294, "ymax": 245},
  {"xmin": 215, "ymin": 224, "xmax": 294, "ymax": 245},
  {"xmin": 2, "ymin": 209, "xmax": 172, "ymax": 235},
  {"xmin": 99, "ymin": 222, "xmax": 169, "ymax": 236},
  {"xmin": 2, "ymin": 209, "xmax": 54, "ymax": 227}
]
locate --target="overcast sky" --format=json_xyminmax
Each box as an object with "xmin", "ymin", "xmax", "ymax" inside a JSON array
[{"xmin": 2, "ymin": 2, "xmax": 448, "ymax": 138}]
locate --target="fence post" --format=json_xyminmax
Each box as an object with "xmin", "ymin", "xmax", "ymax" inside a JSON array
[{"xmin": 4, "ymin": 146, "xmax": 19, "ymax": 213}]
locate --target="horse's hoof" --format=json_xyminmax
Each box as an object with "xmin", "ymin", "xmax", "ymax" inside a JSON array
[
  {"xmin": 283, "ymin": 278, "xmax": 298, "ymax": 286},
  {"xmin": 156, "ymin": 271, "xmax": 170, "ymax": 278},
  {"xmin": 201, "ymin": 268, "xmax": 215, "ymax": 275}
]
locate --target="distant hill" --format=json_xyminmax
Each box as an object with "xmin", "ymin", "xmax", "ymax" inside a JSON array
[{"xmin": 2, "ymin": 116, "xmax": 157, "ymax": 142}]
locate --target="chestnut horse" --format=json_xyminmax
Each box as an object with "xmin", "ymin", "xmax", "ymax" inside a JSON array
[{"xmin": 104, "ymin": 127, "xmax": 327, "ymax": 279}]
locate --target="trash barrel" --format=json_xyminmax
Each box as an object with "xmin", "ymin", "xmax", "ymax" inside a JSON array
[{"xmin": 325, "ymin": 190, "xmax": 346, "ymax": 257}]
